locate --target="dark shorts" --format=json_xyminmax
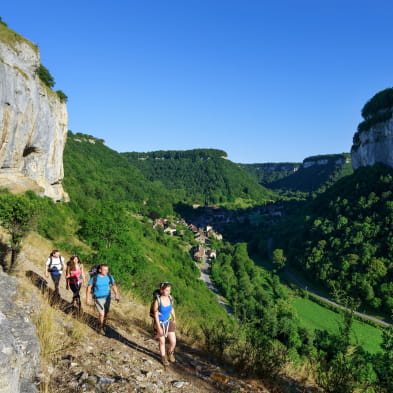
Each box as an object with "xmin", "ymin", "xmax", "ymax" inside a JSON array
[
  {"xmin": 154, "ymin": 320, "xmax": 176, "ymax": 339},
  {"xmin": 50, "ymin": 272, "xmax": 61, "ymax": 284}
]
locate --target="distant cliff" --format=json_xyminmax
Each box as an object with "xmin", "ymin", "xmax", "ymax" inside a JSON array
[
  {"xmin": 0, "ymin": 23, "xmax": 68, "ymax": 201},
  {"xmin": 240, "ymin": 154, "xmax": 352, "ymax": 195},
  {"xmin": 351, "ymin": 88, "xmax": 393, "ymax": 170}
]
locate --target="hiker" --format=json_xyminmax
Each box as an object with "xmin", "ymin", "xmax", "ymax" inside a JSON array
[
  {"xmin": 86, "ymin": 264, "xmax": 119, "ymax": 335},
  {"xmin": 45, "ymin": 250, "xmax": 65, "ymax": 295},
  {"xmin": 152, "ymin": 282, "xmax": 177, "ymax": 366},
  {"xmin": 65, "ymin": 255, "xmax": 85, "ymax": 309}
]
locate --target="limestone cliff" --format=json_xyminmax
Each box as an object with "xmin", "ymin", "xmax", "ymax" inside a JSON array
[
  {"xmin": 0, "ymin": 25, "xmax": 69, "ymax": 201},
  {"xmin": 0, "ymin": 267, "xmax": 39, "ymax": 393},
  {"xmin": 351, "ymin": 88, "xmax": 393, "ymax": 170},
  {"xmin": 351, "ymin": 116, "xmax": 393, "ymax": 170}
]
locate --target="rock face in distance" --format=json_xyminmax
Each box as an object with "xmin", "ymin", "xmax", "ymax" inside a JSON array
[
  {"xmin": 351, "ymin": 116, "xmax": 393, "ymax": 170},
  {"xmin": 0, "ymin": 267, "xmax": 40, "ymax": 393},
  {"xmin": 0, "ymin": 35, "xmax": 69, "ymax": 201}
]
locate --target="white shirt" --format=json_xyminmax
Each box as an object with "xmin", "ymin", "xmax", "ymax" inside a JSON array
[{"xmin": 46, "ymin": 256, "xmax": 64, "ymax": 274}]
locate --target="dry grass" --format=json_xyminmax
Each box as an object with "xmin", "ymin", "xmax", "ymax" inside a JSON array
[
  {"xmin": 33, "ymin": 296, "xmax": 67, "ymax": 359},
  {"xmin": 22, "ymin": 233, "xmax": 60, "ymax": 268}
]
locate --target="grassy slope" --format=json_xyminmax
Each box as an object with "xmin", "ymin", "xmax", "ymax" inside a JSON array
[
  {"xmin": 293, "ymin": 297, "xmax": 382, "ymax": 354},
  {"xmin": 251, "ymin": 252, "xmax": 383, "ymax": 354},
  {"xmin": 0, "ymin": 21, "xmax": 38, "ymax": 52}
]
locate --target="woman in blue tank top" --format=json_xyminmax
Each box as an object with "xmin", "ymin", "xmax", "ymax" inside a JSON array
[{"xmin": 152, "ymin": 282, "xmax": 177, "ymax": 366}]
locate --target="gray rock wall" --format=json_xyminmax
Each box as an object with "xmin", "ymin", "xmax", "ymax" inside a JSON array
[
  {"xmin": 0, "ymin": 267, "xmax": 39, "ymax": 393},
  {"xmin": 351, "ymin": 117, "xmax": 393, "ymax": 170},
  {"xmin": 0, "ymin": 39, "xmax": 69, "ymax": 201}
]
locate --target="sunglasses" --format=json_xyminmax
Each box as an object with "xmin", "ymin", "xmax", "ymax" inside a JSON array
[{"xmin": 160, "ymin": 281, "xmax": 171, "ymax": 288}]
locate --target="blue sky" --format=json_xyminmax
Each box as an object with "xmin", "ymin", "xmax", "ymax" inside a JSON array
[{"xmin": 2, "ymin": 1, "xmax": 393, "ymax": 163}]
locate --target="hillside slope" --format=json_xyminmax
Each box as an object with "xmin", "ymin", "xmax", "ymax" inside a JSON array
[
  {"xmin": 122, "ymin": 149, "xmax": 277, "ymax": 207},
  {"xmin": 63, "ymin": 132, "xmax": 175, "ymax": 215},
  {"xmin": 18, "ymin": 233, "xmax": 271, "ymax": 393}
]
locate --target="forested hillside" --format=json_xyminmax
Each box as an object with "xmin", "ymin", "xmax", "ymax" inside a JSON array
[
  {"xmin": 275, "ymin": 163, "xmax": 393, "ymax": 314},
  {"xmin": 63, "ymin": 132, "xmax": 175, "ymax": 215},
  {"xmin": 122, "ymin": 149, "xmax": 277, "ymax": 207}
]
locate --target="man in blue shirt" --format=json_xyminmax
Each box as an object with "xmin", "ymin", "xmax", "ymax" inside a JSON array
[{"xmin": 86, "ymin": 264, "xmax": 120, "ymax": 335}]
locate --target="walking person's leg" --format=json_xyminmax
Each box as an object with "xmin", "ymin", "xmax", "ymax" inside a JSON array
[
  {"xmin": 51, "ymin": 273, "xmax": 61, "ymax": 295},
  {"xmin": 167, "ymin": 322, "xmax": 176, "ymax": 362}
]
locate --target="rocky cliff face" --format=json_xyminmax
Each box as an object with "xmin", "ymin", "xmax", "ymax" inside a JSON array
[
  {"xmin": 351, "ymin": 116, "xmax": 393, "ymax": 170},
  {"xmin": 0, "ymin": 34, "xmax": 69, "ymax": 201},
  {"xmin": 0, "ymin": 267, "xmax": 39, "ymax": 393}
]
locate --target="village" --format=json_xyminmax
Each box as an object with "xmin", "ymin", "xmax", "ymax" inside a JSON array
[{"xmin": 152, "ymin": 217, "xmax": 221, "ymax": 263}]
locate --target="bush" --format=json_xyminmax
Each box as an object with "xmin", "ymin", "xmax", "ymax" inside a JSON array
[
  {"xmin": 56, "ymin": 90, "xmax": 68, "ymax": 103},
  {"xmin": 36, "ymin": 64, "xmax": 55, "ymax": 88}
]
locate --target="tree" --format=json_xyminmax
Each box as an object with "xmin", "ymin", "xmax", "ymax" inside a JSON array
[
  {"xmin": 272, "ymin": 248, "xmax": 287, "ymax": 270},
  {"xmin": 0, "ymin": 193, "xmax": 37, "ymax": 272}
]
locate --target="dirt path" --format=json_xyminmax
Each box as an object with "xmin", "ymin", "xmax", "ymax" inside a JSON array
[{"xmin": 18, "ymin": 248, "xmax": 269, "ymax": 393}]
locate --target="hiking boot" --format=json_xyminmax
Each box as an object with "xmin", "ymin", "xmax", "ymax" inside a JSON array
[
  {"xmin": 98, "ymin": 325, "xmax": 106, "ymax": 336},
  {"xmin": 168, "ymin": 351, "xmax": 176, "ymax": 363},
  {"xmin": 162, "ymin": 356, "xmax": 169, "ymax": 366}
]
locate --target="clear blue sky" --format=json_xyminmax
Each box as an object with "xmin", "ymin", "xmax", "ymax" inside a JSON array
[{"xmin": 2, "ymin": 1, "xmax": 393, "ymax": 163}]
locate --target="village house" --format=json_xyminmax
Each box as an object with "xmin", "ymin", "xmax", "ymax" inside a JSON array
[
  {"xmin": 164, "ymin": 226, "xmax": 177, "ymax": 236},
  {"xmin": 192, "ymin": 245, "xmax": 206, "ymax": 261},
  {"xmin": 188, "ymin": 224, "xmax": 198, "ymax": 233},
  {"xmin": 153, "ymin": 218, "xmax": 168, "ymax": 229},
  {"xmin": 195, "ymin": 230, "xmax": 208, "ymax": 244},
  {"xmin": 208, "ymin": 230, "xmax": 223, "ymax": 240}
]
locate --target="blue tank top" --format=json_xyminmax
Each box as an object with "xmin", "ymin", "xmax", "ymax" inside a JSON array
[{"xmin": 158, "ymin": 299, "xmax": 172, "ymax": 324}]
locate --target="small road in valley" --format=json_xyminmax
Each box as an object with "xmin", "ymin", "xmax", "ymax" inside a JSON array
[
  {"xmin": 269, "ymin": 237, "xmax": 391, "ymax": 327},
  {"xmin": 198, "ymin": 256, "xmax": 234, "ymax": 315}
]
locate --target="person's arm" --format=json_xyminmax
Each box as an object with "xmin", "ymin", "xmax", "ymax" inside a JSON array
[
  {"xmin": 81, "ymin": 264, "xmax": 85, "ymax": 284},
  {"xmin": 61, "ymin": 257, "xmax": 66, "ymax": 276},
  {"xmin": 86, "ymin": 284, "xmax": 92, "ymax": 305},
  {"xmin": 45, "ymin": 258, "xmax": 50, "ymax": 278},
  {"xmin": 153, "ymin": 299, "xmax": 163, "ymax": 333},
  {"xmin": 171, "ymin": 301, "xmax": 176, "ymax": 324},
  {"xmin": 65, "ymin": 263, "xmax": 71, "ymax": 279},
  {"xmin": 111, "ymin": 282, "xmax": 120, "ymax": 302}
]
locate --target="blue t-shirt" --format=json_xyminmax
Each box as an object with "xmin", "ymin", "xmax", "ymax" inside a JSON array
[{"xmin": 88, "ymin": 274, "xmax": 114, "ymax": 299}]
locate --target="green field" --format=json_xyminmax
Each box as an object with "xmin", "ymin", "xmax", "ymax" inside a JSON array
[{"xmin": 293, "ymin": 297, "xmax": 383, "ymax": 354}]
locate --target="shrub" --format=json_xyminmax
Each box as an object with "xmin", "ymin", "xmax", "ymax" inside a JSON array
[
  {"xmin": 36, "ymin": 64, "xmax": 55, "ymax": 88},
  {"xmin": 56, "ymin": 90, "xmax": 68, "ymax": 103}
]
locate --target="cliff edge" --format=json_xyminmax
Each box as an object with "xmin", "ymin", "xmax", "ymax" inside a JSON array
[
  {"xmin": 351, "ymin": 88, "xmax": 393, "ymax": 170},
  {"xmin": 0, "ymin": 23, "xmax": 68, "ymax": 201}
]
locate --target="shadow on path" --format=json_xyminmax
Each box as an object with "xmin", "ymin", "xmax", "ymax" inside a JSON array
[{"xmin": 26, "ymin": 270, "xmax": 161, "ymax": 362}]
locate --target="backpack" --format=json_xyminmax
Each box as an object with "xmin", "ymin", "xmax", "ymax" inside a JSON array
[
  {"xmin": 149, "ymin": 289, "xmax": 173, "ymax": 318},
  {"xmin": 48, "ymin": 255, "xmax": 63, "ymax": 272},
  {"xmin": 88, "ymin": 264, "xmax": 101, "ymax": 278}
]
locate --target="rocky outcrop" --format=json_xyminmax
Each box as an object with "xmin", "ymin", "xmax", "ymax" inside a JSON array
[
  {"xmin": 0, "ymin": 267, "xmax": 39, "ymax": 393},
  {"xmin": 0, "ymin": 34, "xmax": 69, "ymax": 201},
  {"xmin": 351, "ymin": 116, "xmax": 393, "ymax": 170}
]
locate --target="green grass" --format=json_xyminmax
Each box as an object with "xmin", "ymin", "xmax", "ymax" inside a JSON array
[
  {"xmin": 293, "ymin": 297, "xmax": 383, "ymax": 354},
  {"xmin": 0, "ymin": 22, "xmax": 38, "ymax": 52}
]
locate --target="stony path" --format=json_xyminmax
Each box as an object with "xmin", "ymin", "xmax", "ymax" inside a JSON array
[{"xmin": 18, "ymin": 248, "xmax": 270, "ymax": 393}]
